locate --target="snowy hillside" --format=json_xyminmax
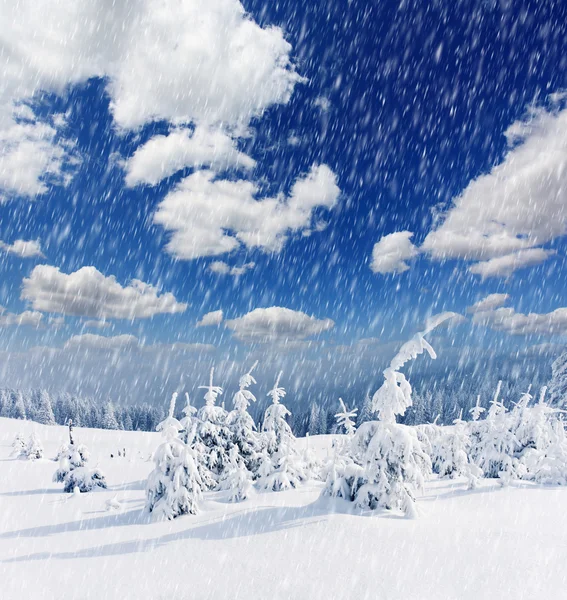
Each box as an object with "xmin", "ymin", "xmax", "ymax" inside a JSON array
[{"xmin": 1, "ymin": 417, "xmax": 566, "ymax": 600}]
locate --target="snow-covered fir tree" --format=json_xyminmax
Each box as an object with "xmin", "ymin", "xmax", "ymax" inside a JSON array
[
  {"xmin": 146, "ymin": 408, "xmax": 203, "ymax": 520},
  {"xmin": 54, "ymin": 421, "xmax": 107, "ymax": 493},
  {"xmin": 102, "ymin": 402, "xmax": 119, "ymax": 430},
  {"xmin": 323, "ymin": 314, "xmax": 457, "ymax": 516},
  {"xmin": 432, "ymin": 412, "xmax": 481, "ymax": 489},
  {"xmin": 335, "ymin": 398, "xmax": 358, "ymax": 436},
  {"xmin": 470, "ymin": 395, "xmax": 485, "ymax": 422},
  {"xmin": 12, "ymin": 391, "xmax": 26, "ymax": 420},
  {"xmin": 156, "ymin": 392, "xmax": 182, "ymax": 436},
  {"xmin": 179, "ymin": 392, "xmax": 197, "ymax": 439},
  {"xmin": 146, "ymin": 416, "xmax": 203, "ymax": 519},
  {"xmin": 308, "ymin": 402, "xmax": 321, "ymax": 435},
  {"xmin": 259, "ymin": 372, "xmax": 305, "ymax": 491},
  {"xmin": 218, "ymin": 446, "xmax": 253, "ymax": 502},
  {"xmin": 11, "ymin": 433, "xmax": 26, "ymax": 457},
  {"xmin": 227, "ymin": 361, "xmax": 261, "ymax": 473},
  {"xmin": 195, "ymin": 368, "xmax": 232, "ymax": 487},
  {"xmin": 548, "ymin": 350, "xmax": 567, "ymax": 408},
  {"xmin": 25, "ymin": 433, "xmax": 44, "ymax": 460},
  {"xmin": 35, "ymin": 390, "xmax": 55, "ymax": 425},
  {"xmin": 356, "ymin": 391, "xmax": 374, "ymax": 426}
]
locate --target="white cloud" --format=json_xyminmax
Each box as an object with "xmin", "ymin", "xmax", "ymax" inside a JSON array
[
  {"xmin": 64, "ymin": 333, "xmax": 139, "ymax": 350},
  {"xmin": 469, "ymin": 294, "xmax": 567, "ymax": 336},
  {"xmin": 144, "ymin": 342, "xmax": 215, "ymax": 354},
  {"xmin": 225, "ymin": 306, "xmax": 335, "ymax": 342},
  {"xmin": 370, "ymin": 231, "xmax": 419, "ymax": 274},
  {"xmin": 467, "ymin": 293, "xmax": 510, "ymax": 314},
  {"xmin": 0, "ymin": 0, "xmax": 302, "ymax": 197},
  {"xmin": 0, "ymin": 307, "xmax": 43, "ymax": 327},
  {"xmin": 48, "ymin": 316, "xmax": 65, "ymax": 329},
  {"xmin": 1, "ymin": 0, "xmax": 301, "ymax": 130},
  {"xmin": 209, "ymin": 261, "xmax": 255, "ymax": 276},
  {"xmin": 422, "ymin": 97, "xmax": 567, "ymax": 266},
  {"xmin": 123, "ymin": 126, "xmax": 256, "ymax": 187},
  {"xmin": 83, "ymin": 320, "xmax": 111, "ymax": 329},
  {"xmin": 154, "ymin": 164, "xmax": 340, "ymax": 259},
  {"xmin": 21, "ymin": 265, "xmax": 187, "ymax": 319},
  {"xmin": 196, "ymin": 310, "xmax": 224, "ymax": 328},
  {"xmin": 468, "ymin": 248, "xmax": 555, "ymax": 278},
  {"xmin": 314, "ymin": 96, "xmax": 331, "ymax": 112},
  {"xmin": 0, "ymin": 117, "xmax": 76, "ymax": 200},
  {"xmin": 0, "ymin": 238, "xmax": 44, "ymax": 258}
]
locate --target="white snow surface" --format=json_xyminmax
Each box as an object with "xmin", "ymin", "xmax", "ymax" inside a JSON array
[{"xmin": 1, "ymin": 417, "xmax": 566, "ymax": 599}]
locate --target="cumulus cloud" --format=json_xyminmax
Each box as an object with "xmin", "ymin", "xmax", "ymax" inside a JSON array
[
  {"xmin": 0, "ymin": 238, "xmax": 44, "ymax": 258},
  {"xmin": 370, "ymin": 231, "xmax": 419, "ymax": 274},
  {"xmin": 0, "ymin": 307, "xmax": 43, "ymax": 327},
  {"xmin": 21, "ymin": 265, "xmax": 187, "ymax": 319},
  {"xmin": 154, "ymin": 164, "xmax": 340, "ymax": 259},
  {"xmin": 209, "ymin": 261, "xmax": 255, "ymax": 276},
  {"xmin": 225, "ymin": 306, "xmax": 334, "ymax": 342},
  {"xmin": 63, "ymin": 334, "xmax": 214, "ymax": 354},
  {"xmin": 467, "ymin": 293, "xmax": 510, "ymax": 314},
  {"xmin": 469, "ymin": 293, "xmax": 567, "ymax": 336},
  {"xmin": 64, "ymin": 333, "xmax": 139, "ymax": 350},
  {"xmin": 196, "ymin": 310, "xmax": 224, "ymax": 327},
  {"xmin": 422, "ymin": 97, "xmax": 567, "ymax": 269},
  {"xmin": 83, "ymin": 320, "xmax": 111, "ymax": 329},
  {"xmin": 0, "ymin": 116, "xmax": 77, "ymax": 200},
  {"xmin": 468, "ymin": 248, "xmax": 555, "ymax": 279},
  {"xmin": 123, "ymin": 126, "xmax": 255, "ymax": 187},
  {"xmin": 0, "ymin": 0, "xmax": 302, "ymax": 197},
  {"xmin": 143, "ymin": 342, "xmax": 215, "ymax": 354},
  {"xmin": 1, "ymin": 0, "xmax": 301, "ymax": 130}
]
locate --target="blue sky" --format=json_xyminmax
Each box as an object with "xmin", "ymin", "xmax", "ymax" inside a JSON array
[{"xmin": 0, "ymin": 0, "xmax": 566, "ymax": 407}]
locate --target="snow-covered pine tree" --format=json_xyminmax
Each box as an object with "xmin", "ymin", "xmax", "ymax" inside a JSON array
[
  {"xmin": 25, "ymin": 432, "xmax": 44, "ymax": 460},
  {"xmin": 12, "ymin": 390, "xmax": 26, "ymax": 420},
  {"xmin": 195, "ymin": 368, "xmax": 232, "ymax": 486},
  {"xmin": 54, "ymin": 420, "xmax": 107, "ymax": 492},
  {"xmin": 36, "ymin": 390, "xmax": 55, "ymax": 425},
  {"xmin": 335, "ymin": 398, "xmax": 358, "ymax": 436},
  {"xmin": 156, "ymin": 392, "xmax": 182, "ymax": 436},
  {"xmin": 102, "ymin": 402, "xmax": 119, "ymax": 430},
  {"xmin": 11, "ymin": 433, "xmax": 26, "ymax": 457},
  {"xmin": 259, "ymin": 372, "xmax": 305, "ymax": 491},
  {"xmin": 218, "ymin": 446, "xmax": 253, "ymax": 502},
  {"xmin": 323, "ymin": 313, "xmax": 458, "ymax": 517},
  {"xmin": 432, "ymin": 411, "xmax": 481, "ymax": 489},
  {"xmin": 549, "ymin": 350, "xmax": 567, "ymax": 408},
  {"xmin": 356, "ymin": 391, "xmax": 373, "ymax": 426},
  {"xmin": 179, "ymin": 392, "xmax": 197, "ymax": 438},
  {"xmin": 146, "ymin": 421, "xmax": 203, "ymax": 519},
  {"xmin": 227, "ymin": 361, "xmax": 261, "ymax": 473},
  {"xmin": 470, "ymin": 395, "xmax": 485, "ymax": 422},
  {"xmin": 308, "ymin": 402, "xmax": 321, "ymax": 435}
]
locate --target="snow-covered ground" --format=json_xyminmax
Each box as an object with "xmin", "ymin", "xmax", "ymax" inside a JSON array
[{"xmin": 1, "ymin": 416, "xmax": 566, "ymax": 600}]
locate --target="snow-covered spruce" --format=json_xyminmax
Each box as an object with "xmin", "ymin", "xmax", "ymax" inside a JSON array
[
  {"xmin": 258, "ymin": 372, "xmax": 305, "ymax": 491},
  {"xmin": 218, "ymin": 446, "xmax": 253, "ymax": 502},
  {"xmin": 335, "ymin": 398, "xmax": 358, "ymax": 436},
  {"xmin": 156, "ymin": 392, "xmax": 182, "ymax": 436},
  {"xmin": 549, "ymin": 350, "xmax": 567, "ymax": 408},
  {"xmin": 227, "ymin": 362, "xmax": 262, "ymax": 473},
  {"xmin": 430, "ymin": 412, "xmax": 481, "ymax": 489},
  {"xmin": 25, "ymin": 433, "xmax": 44, "ymax": 460},
  {"xmin": 146, "ymin": 420, "xmax": 203, "ymax": 519},
  {"xmin": 11, "ymin": 433, "xmax": 26, "ymax": 458},
  {"xmin": 323, "ymin": 313, "xmax": 458, "ymax": 516},
  {"xmin": 53, "ymin": 421, "xmax": 107, "ymax": 493},
  {"xmin": 195, "ymin": 368, "xmax": 233, "ymax": 487}
]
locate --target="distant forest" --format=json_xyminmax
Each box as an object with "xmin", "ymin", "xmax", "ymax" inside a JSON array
[{"xmin": 0, "ymin": 368, "xmax": 549, "ymax": 437}]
